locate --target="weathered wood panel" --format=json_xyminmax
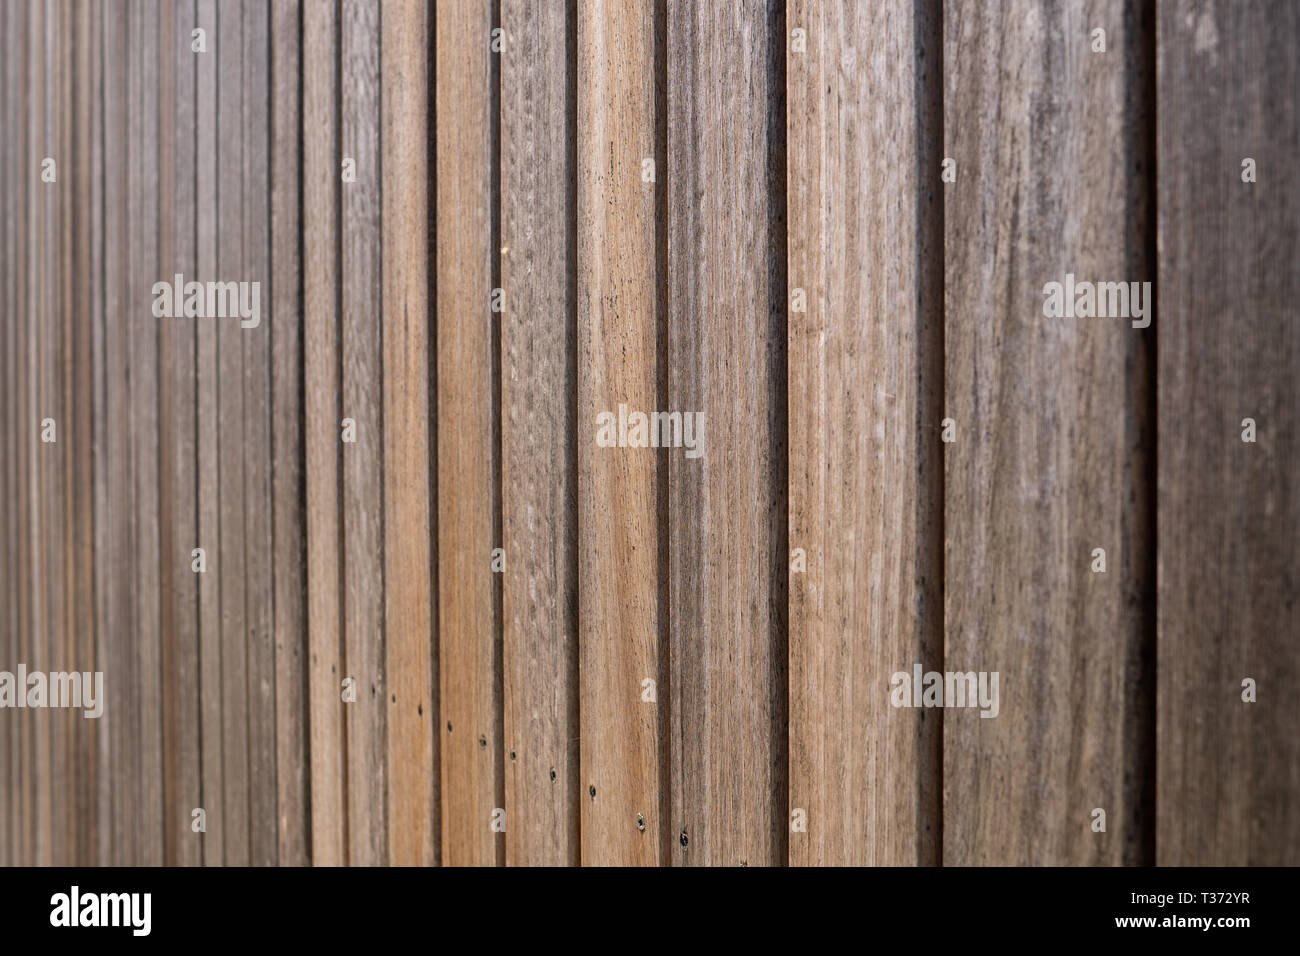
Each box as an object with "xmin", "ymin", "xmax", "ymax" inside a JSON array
[
  {"xmin": 272, "ymin": 0, "xmax": 310, "ymax": 868},
  {"xmin": 943, "ymin": 0, "xmax": 1155, "ymax": 865},
  {"xmin": 502, "ymin": 0, "xmax": 579, "ymax": 867},
  {"xmin": 303, "ymin": 0, "xmax": 347, "ymax": 867},
  {"xmin": 786, "ymin": 0, "xmax": 943, "ymax": 866},
  {"xmin": 436, "ymin": 0, "xmax": 500, "ymax": 867},
  {"xmin": 381, "ymin": 0, "xmax": 437, "ymax": 868},
  {"xmin": 666, "ymin": 0, "xmax": 787, "ymax": 867},
  {"xmin": 1156, "ymin": 0, "xmax": 1300, "ymax": 865},
  {"xmin": 577, "ymin": 0, "xmax": 664, "ymax": 867}
]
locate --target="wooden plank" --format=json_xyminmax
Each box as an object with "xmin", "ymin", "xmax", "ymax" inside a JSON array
[
  {"xmin": 1156, "ymin": 0, "xmax": 1300, "ymax": 865},
  {"xmin": 0, "ymin": 0, "xmax": 11, "ymax": 869},
  {"xmin": 241, "ymin": 0, "xmax": 279, "ymax": 867},
  {"xmin": 576, "ymin": 0, "xmax": 663, "ymax": 867},
  {"xmin": 70, "ymin": 0, "xmax": 99, "ymax": 865},
  {"xmin": 194, "ymin": 0, "xmax": 224, "ymax": 865},
  {"xmin": 303, "ymin": 0, "xmax": 347, "ymax": 866},
  {"xmin": 436, "ymin": 0, "xmax": 500, "ymax": 867},
  {"xmin": 340, "ymin": 0, "xmax": 387, "ymax": 866},
  {"xmin": 128, "ymin": 0, "xmax": 164, "ymax": 866},
  {"xmin": 501, "ymin": 0, "xmax": 578, "ymax": 867},
  {"xmin": 786, "ymin": 0, "xmax": 943, "ymax": 866},
  {"xmin": 942, "ymin": 0, "xmax": 1155, "ymax": 864},
  {"xmin": 271, "ymin": 0, "xmax": 310, "ymax": 868},
  {"xmin": 381, "ymin": 0, "xmax": 437, "ymax": 867},
  {"xmin": 666, "ymin": 0, "xmax": 786, "ymax": 867},
  {"xmin": 16, "ymin": 0, "xmax": 33, "ymax": 867},
  {"xmin": 159, "ymin": 0, "xmax": 203, "ymax": 868},
  {"xmin": 100, "ymin": 0, "xmax": 134, "ymax": 866},
  {"xmin": 89, "ymin": 0, "xmax": 112, "ymax": 867},
  {"xmin": 216, "ymin": 0, "xmax": 250, "ymax": 866}
]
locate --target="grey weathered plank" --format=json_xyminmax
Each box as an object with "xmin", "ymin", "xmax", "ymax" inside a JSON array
[
  {"xmin": 666, "ymin": 0, "xmax": 787, "ymax": 867},
  {"xmin": 194, "ymin": 0, "xmax": 224, "ymax": 865},
  {"xmin": 1156, "ymin": 0, "xmax": 1300, "ymax": 865},
  {"xmin": 436, "ymin": 0, "xmax": 501, "ymax": 867},
  {"xmin": 216, "ymin": 0, "xmax": 250, "ymax": 866},
  {"xmin": 158, "ymin": 0, "xmax": 203, "ymax": 868},
  {"xmin": 303, "ymin": 0, "xmax": 347, "ymax": 867},
  {"xmin": 381, "ymin": 0, "xmax": 437, "ymax": 867},
  {"xmin": 340, "ymin": 0, "xmax": 388, "ymax": 866},
  {"xmin": 786, "ymin": 0, "xmax": 943, "ymax": 866},
  {"xmin": 942, "ymin": 0, "xmax": 1155, "ymax": 864},
  {"xmin": 501, "ymin": 0, "xmax": 578, "ymax": 866},
  {"xmin": 271, "ymin": 0, "xmax": 310, "ymax": 868},
  {"xmin": 576, "ymin": 0, "xmax": 664, "ymax": 867}
]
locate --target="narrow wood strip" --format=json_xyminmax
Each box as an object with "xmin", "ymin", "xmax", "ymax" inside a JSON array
[
  {"xmin": 303, "ymin": 0, "xmax": 347, "ymax": 866},
  {"xmin": 380, "ymin": 0, "xmax": 436, "ymax": 867}
]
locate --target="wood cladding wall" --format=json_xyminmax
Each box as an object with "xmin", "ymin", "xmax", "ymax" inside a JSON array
[{"xmin": 0, "ymin": 0, "xmax": 1296, "ymax": 866}]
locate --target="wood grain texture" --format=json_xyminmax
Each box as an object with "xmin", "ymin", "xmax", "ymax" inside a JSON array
[
  {"xmin": 436, "ymin": 0, "xmax": 501, "ymax": 867},
  {"xmin": 0, "ymin": 0, "xmax": 12, "ymax": 868},
  {"xmin": 241, "ymin": 0, "xmax": 279, "ymax": 867},
  {"xmin": 272, "ymin": 0, "xmax": 310, "ymax": 868},
  {"xmin": 502, "ymin": 0, "xmax": 578, "ymax": 867},
  {"xmin": 341, "ymin": 0, "xmax": 388, "ymax": 866},
  {"xmin": 381, "ymin": 0, "xmax": 437, "ymax": 867},
  {"xmin": 303, "ymin": 0, "xmax": 347, "ymax": 867},
  {"xmin": 786, "ymin": 0, "xmax": 943, "ymax": 866},
  {"xmin": 195, "ymin": 0, "xmax": 224, "ymax": 866},
  {"xmin": 158, "ymin": 0, "xmax": 202, "ymax": 867},
  {"xmin": 216, "ymin": 0, "xmax": 250, "ymax": 866},
  {"xmin": 943, "ymin": 0, "xmax": 1155, "ymax": 865},
  {"xmin": 1156, "ymin": 0, "xmax": 1300, "ymax": 865},
  {"xmin": 577, "ymin": 0, "xmax": 664, "ymax": 867},
  {"xmin": 666, "ymin": 0, "xmax": 787, "ymax": 867}
]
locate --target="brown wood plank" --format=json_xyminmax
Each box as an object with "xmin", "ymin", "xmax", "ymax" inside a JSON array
[
  {"xmin": 666, "ymin": 0, "xmax": 787, "ymax": 867},
  {"xmin": 100, "ymin": 0, "xmax": 134, "ymax": 866},
  {"xmin": 380, "ymin": 0, "xmax": 437, "ymax": 867},
  {"xmin": 1156, "ymin": 0, "xmax": 1300, "ymax": 865},
  {"xmin": 942, "ymin": 0, "xmax": 1155, "ymax": 864},
  {"xmin": 303, "ymin": 0, "xmax": 347, "ymax": 867},
  {"xmin": 216, "ymin": 0, "xmax": 250, "ymax": 866},
  {"xmin": 0, "ymin": 0, "xmax": 12, "ymax": 869},
  {"xmin": 501, "ymin": 0, "xmax": 578, "ymax": 867},
  {"xmin": 194, "ymin": 0, "xmax": 224, "ymax": 865},
  {"xmin": 436, "ymin": 0, "xmax": 500, "ymax": 867},
  {"xmin": 241, "ymin": 0, "xmax": 279, "ymax": 867},
  {"xmin": 786, "ymin": 0, "xmax": 943, "ymax": 866},
  {"xmin": 576, "ymin": 0, "xmax": 663, "ymax": 867},
  {"xmin": 271, "ymin": 0, "xmax": 310, "ymax": 868},
  {"xmin": 69, "ymin": 0, "xmax": 99, "ymax": 866},
  {"xmin": 159, "ymin": 0, "xmax": 203, "ymax": 868},
  {"xmin": 340, "ymin": 0, "xmax": 387, "ymax": 866}
]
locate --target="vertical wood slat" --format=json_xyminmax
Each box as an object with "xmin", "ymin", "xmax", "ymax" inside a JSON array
[
  {"xmin": 0, "ymin": 0, "xmax": 11, "ymax": 869},
  {"xmin": 100, "ymin": 0, "xmax": 133, "ymax": 866},
  {"xmin": 304, "ymin": 0, "xmax": 347, "ymax": 867},
  {"xmin": 436, "ymin": 0, "xmax": 500, "ymax": 867},
  {"xmin": 666, "ymin": 0, "xmax": 787, "ymax": 867},
  {"xmin": 943, "ymin": 0, "xmax": 1155, "ymax": 864},
  {"xmin": 216, "ymin": 0, "xmax": 250, "ymax": 866},
  {"xmin": 340, "ymin": 0, "xmax": 387, "ymax": 866},
  {"xmin": 241, "ymin": 0, "xmax": 279, "ymax": 868},
  {"xmin": 786, "ymin": 0, "xmax": 943, "ymax": 866},
  {"xmin": 158, "ymin": 0, "xmax": 202, "ymax": 868},
  {"xmin": 195, "ymin": 0, "xmax": 224, "ymax": 866},
  {"xmin": 502, "ymin": 0, "xmax": 579, "ymax": 867},
  {"xmin": 1156, "ymin": 0, "xmax": 1300, "ymax": 865},
  {"xmin": 381, "ymin": 0, "xmax": 437, "ymax": 868},
  {"xmin": 577, "ymin": 0, "xmax": 663, "ymax": 867},
  {"xmin": 272, "ymin": 0, "xmax": 310, "ymax": 868}
]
